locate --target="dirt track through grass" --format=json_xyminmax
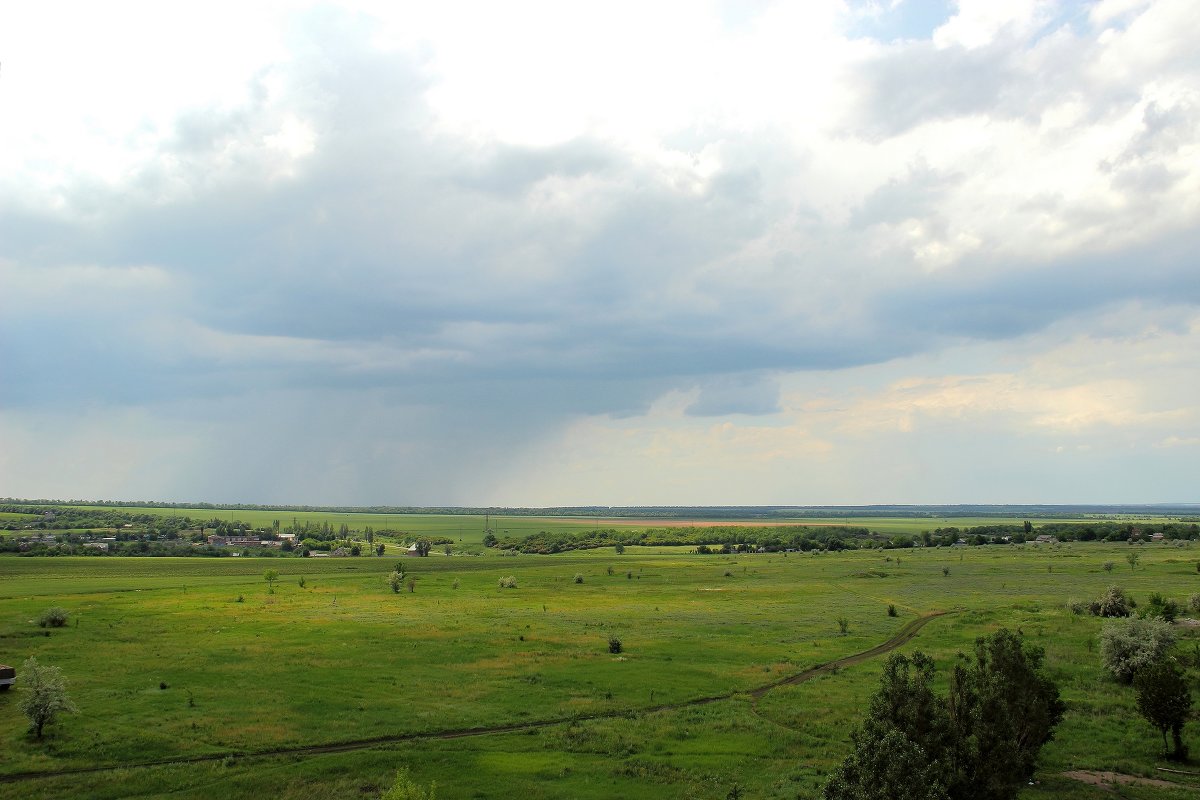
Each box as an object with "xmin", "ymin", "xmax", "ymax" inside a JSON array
[{"xmin": 0, "ymin": 610, "xmax": 953, "ymax": 785}]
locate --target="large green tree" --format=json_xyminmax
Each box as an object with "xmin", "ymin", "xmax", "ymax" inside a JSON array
[{"xmin": 824, "ymin": 629, "xmax": 1064, "ymax": 800}]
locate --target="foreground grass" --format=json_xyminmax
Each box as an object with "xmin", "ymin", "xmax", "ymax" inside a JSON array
[{"xmin": 1, "ymin": 543, "xmax": 1198, "ymax": 798}]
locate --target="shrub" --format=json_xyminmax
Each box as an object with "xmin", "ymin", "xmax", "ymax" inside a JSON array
[
  {"xmin": 1100, "ymin": 617, "xmax": 1177, "ymax": 683},
  {"xmin": 723, "ymin": 570, "xmax": 733, "ymax": 577},
  {"xmin": 1067, "ymin": 599, "xmax": 1088, "ymax": 615},
  {"xmin": 498, "ymin": 576, "xmax": 518, "ymax": 589},
  {"xmin": 887, "ymin": 604, "xmax": 897, "ymax": 617},
  {"xmin": 382, "ymin": 767, "xmax": 436, "ymax": 800},
  {"xmin": 837, "ymin": 617, "xmax": 849, "ymax": 636},
  {"xmin": 573, "ymin": 573, "xmax": 584, "ymax": 584},
  {"xmin": 37, "ymin": 608, "xmax": 69, "ymax": 628},
  {"xmin": 388, "ymin": 572, "xmax": 403, "ymax": 593},
  {"xmin": 452, "ymin": 578, "xmax": 460, "ymax": 590},
  {"xmin": 606, "ymin": 566, "xmax": 615, "ymax": 576},
  {"xmin": 1103, "ymin": 561, "xmax": 1115, "ymax": 573},
  {"xmin": 1092, "ymin": 586, "xmax": 1135, "ymax": 617},
  {"xmin": 1144, "ymin": 593, "xmax": 1180, "ymax": 623},
  {"xmin": 1189, "ymin": 594, "xmax": 1200, "ymax": 614},
  {"xmin": 298, "ymin": 576, "xmax": 306, "ymax": 588},
  {"xmin": 608, "ymin": 637, "xmax": 623, "ymax": 654},
  {"xmin": 942, "ymin": 567, "xmax": 950, "ymax": 577}
]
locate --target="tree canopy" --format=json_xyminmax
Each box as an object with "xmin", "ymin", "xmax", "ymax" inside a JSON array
[{"xmin": 824, "ymin": 629, "xmax": 1064, "ymax": 800}]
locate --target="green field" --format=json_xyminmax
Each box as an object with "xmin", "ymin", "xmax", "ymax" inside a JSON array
[
  {"xmin": 10, "ymin": 503, "xmax": 1193, "ymax": 549},
  {"xmin": 2, "ymin": 543, "xmax": 1199, "ymax": 799}
]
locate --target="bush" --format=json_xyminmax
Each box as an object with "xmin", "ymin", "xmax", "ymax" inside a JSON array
[
  {"xmin": 498, "ymin": 576, "xmax": 517, "ymax": 589},
  {"xmin": 1092, "ymin": 586, "xmax": 1135, "ymax": 617},
  {"xmin": 573, "ymin": 573, "xmax": 584, "ymax": 584},
  {"xmin": 37, "ymin": 608, "xmax": 69, "ymax": 628},
  {"xmin": 382, "ymin": 767, "xmax": 436, "ymax": 800},
  {"xmin": 1188, "ymin": 593, "xmax": 1200, "ymax": 614},
  {"xmin": 608, "ymin": 637, "xmax": 623, "ymax": 654},
  {"xmin": 887, "ymin": 604, "xmax": 897, "ymax": 617},
  {"xmin": 942, "ymin": 567, "xmax": 950, "ymax": 576},
  {"xmin": 1100, "ymin": 617, "xmax": 1177, "ymax": 683},
  {"xmin": 1103, "ymin": 561, "xmax": 1115, "ymax": 573},
  {"xmin": 388, "ymin": 571, "xmax": 403, "ymax": 593},
  {"xmin": 837, "ymin": 617, "xmax": 849, "ymax": 635},
  {"xmin": 1144, "ymin": 593, "xmax": 1180, "ymax": 623},
  {"xmin": 1067, "ymin": 599, "xmax": 1088, "ymax": 615}
]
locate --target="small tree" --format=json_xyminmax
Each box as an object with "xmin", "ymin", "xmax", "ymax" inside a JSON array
[
  {"xmin": 837, "ymin": 617, "xmax": 849, "ymax": 636},
  {"xmin": 608, "ymin": 636, "xmax": 623, "ymax": 654},
  {"xmin": 498, "ymin": 576, "xmax": 517, "ymax": 589},
  {"xmin": 19, "ymin": 657, "xmax": 77, "ymax": 739},
  {"xmin": 1127, "ymin": 551, "xmax": 1140, "ymax": 571},
  {"xmin": 573, "ymin": 573, "xmax": 584, "ymax": 584},
  {"xmin": 1134, "ymin": 657, "xmax": 1192, "ymax": 760},
  {"xmin": 1103, "ymin": 561, "xmax": 1115, "ymax": 573},
  {"xmin": 615, "ymin": 543, "xmax": 625, "ymax": 554},
  {"xmin": 1100, "ymin": 617, "xmax": 1177, "ymax": 683},
  {"xmin": 376, "ymin": 543, "xmax": 385, "ymax": 557},
  {"xmin": 263, "ymin": 569, "xmax": 279, "ymax": 594},
  {"xmin": 389, "ymin": 571, "xmax": 403, "ymax": 593}
]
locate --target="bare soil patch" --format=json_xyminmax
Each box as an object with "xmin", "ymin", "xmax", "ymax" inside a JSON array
[{"xmin": 1062, "ymin": 770, "xmax": 1184, "ymax": 790}]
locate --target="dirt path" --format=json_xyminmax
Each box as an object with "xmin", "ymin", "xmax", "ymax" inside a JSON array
[
  {"xmin": 0, "ymin": 610, "xmax": 953, "ymax": 785},
  {"xmin": 1062, "ymin": 770, "xmax": 1189, "ymax": 790}
]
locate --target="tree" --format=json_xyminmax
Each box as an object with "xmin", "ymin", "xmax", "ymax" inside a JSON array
[
  {"xmin": 615, "ymin": 543, "xmax": 625, "ymax": 554},
  {"xmin": 415, "ymin": 539, "xmax": 432, "ymax": 557},
  {"xmin": 376, "ymin": 543, "xmax": 385, "ymax": 557},
  {"xmin": 263, "ymin": 569, "xmax": 279, "ymax": 594},
  {"xmin": 945, "ymin": 629, "xmax": 1065, "ymax": 800},
  {"xmin": 824, "ymin": 630, "xmax": 1063, "ymax": 800},
  {"xmin": 482, "ymin": 532, "xmax": 497, "ymax": 548},
  {"xmin": 19, "ymin": 657, "xmax": 77, "ymax": 739},
  {"xmin": 389, "ymin": 571, "xmax": 403, "ymax": 593},
  {"xmin": 1134, "ymin": 657, "xmax": 1192, "ymax": 760},
  {"xmin": 823, "ymin": 651, "xmax": 952, "ymax": 800},
  {"xmin": 1100, "ymin": 617, "xmax": 1176, "ymax": 683},
  {"xmin": 1127, "ymin": 551, "xmax": 1140, "ymax": 571}
]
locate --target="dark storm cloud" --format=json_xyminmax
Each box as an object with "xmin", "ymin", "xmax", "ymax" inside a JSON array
[{"xmin": 2, "ymin": 3, "xmax": 1198, "ymax": 456}]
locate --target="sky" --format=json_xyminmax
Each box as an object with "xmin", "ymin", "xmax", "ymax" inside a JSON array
[{"xmin": 1, "ymin": 0, "xmax": 1197, "ymax": 506}]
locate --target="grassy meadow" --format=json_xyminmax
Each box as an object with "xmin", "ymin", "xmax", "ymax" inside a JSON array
[{"xmin": 1, "ymin": 542, "xmax": 1199, "ymax": 799}]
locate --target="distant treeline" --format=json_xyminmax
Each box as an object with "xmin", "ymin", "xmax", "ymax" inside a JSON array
[
  {"xmin": 496, "ymin": 521, "xmax": 1200, "ymax": 554},
  {"xmin": 494, "ymin": 525, "xmax": 874, "ymax": 554}
]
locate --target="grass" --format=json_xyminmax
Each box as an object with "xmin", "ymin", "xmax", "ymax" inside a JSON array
[{"xmin": 1, "ymin": 542, "xmax": 1198, "ymax": 798}]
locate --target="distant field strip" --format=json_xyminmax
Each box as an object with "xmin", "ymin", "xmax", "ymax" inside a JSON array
[{"xmin": 0, "ymin": 609, "xmax": 952, "ymax": 785}]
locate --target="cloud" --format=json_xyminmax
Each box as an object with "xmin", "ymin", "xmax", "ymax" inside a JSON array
[{"xmin": 1, "ymin": 1, "xmax": 1198, "ymax": 503}]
